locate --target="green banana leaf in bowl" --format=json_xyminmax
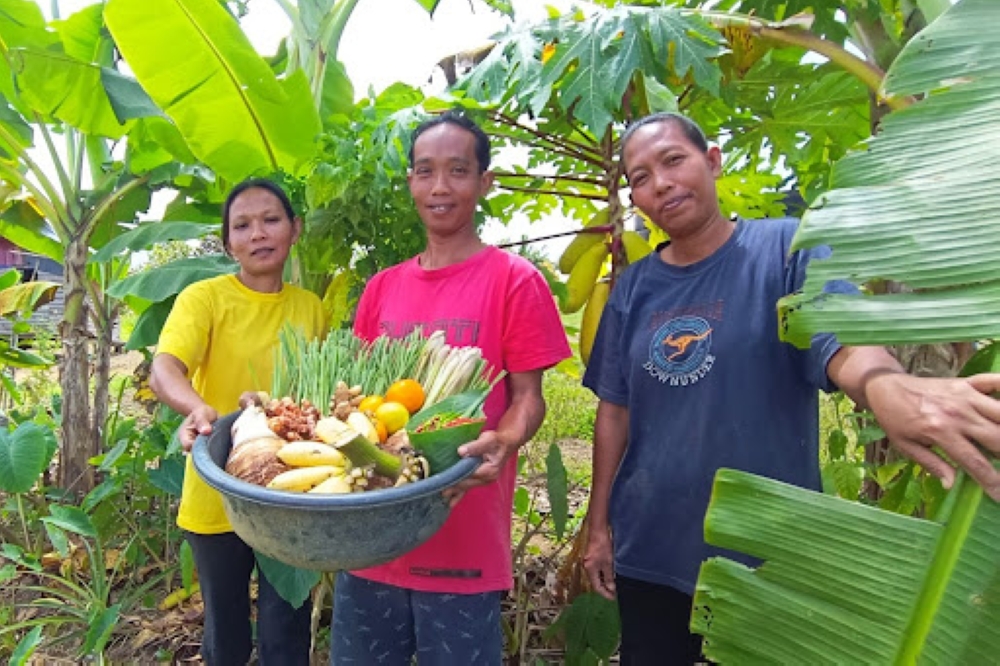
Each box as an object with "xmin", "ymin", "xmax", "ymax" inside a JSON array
[{"xmin": 408, "ymin": 390, "xmax": 487, "ymax": 474}]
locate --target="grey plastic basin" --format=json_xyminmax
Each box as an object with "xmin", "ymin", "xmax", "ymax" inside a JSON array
[{"xmin": 191, "ymin": 411, "xmax": 479, "ymax": 572}]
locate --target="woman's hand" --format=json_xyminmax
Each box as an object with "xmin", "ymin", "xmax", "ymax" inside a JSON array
[
  {"xmin": 584, "ymin": 524, "xmax": 617, "ymax": 600},
  {"xmin": 180, "ymin": 404, "xmax": 219, "ymax": 452}
]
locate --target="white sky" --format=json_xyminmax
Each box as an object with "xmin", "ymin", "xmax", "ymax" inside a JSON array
[{"xmin": 41, "ymin": 0, "xmax": 581, "ymax": 259}]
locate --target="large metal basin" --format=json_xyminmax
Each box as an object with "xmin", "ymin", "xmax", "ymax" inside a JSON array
[{"xmin": 192, "ymin": 411, "xmax": 479, "ymax": 571}]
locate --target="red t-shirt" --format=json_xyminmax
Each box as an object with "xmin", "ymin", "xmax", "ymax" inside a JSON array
[{"xmin": 352, "ymin": 246, "xmax": 571, "ymax": 593}]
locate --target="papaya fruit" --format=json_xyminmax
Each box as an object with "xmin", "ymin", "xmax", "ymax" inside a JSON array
[
  {"xmin": 558, "ymin": 208, "xmax": 610, "ymax": 274},
  {"xmin": 580, "ymin": 280, "xmax": 610, "ymax": 366},
  {"xmin": 561, "ymin": 240, "xmax": 609, "ymax": 314},
  {"xmin": 622, "ymin": 231, "xmax": 653, "ymax": 264}
]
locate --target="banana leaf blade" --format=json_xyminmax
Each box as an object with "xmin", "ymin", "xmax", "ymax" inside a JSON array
[{"xmin": 693, "ymin": 469, "xmax": 1000, "ymax": 664}]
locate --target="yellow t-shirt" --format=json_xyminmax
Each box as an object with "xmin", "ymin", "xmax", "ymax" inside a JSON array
[{"xmin": 157, "ymin": 274, "xmax": 328, "ymax": 534}]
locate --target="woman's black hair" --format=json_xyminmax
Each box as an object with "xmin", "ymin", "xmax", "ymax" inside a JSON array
[
  {"xmin": 619, "ymin": 112, "xmax": 710, "ymax": 172},
  {"xmin": 408, "ymin": 110, "xmax": 492, "ymax": 173},
  {"xmin": 221, "ymin": 178, "xmax": 296, "ymax": 251}
]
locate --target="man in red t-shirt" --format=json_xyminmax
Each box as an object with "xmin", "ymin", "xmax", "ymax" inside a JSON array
[{"xmin": 331, "ymin": 111, "xmax": 571, "ymax": 664}]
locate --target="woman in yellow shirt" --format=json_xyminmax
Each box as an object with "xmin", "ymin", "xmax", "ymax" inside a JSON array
[{"xmin": 150, "ymin": 179, "xmax": 327, "ymax": 665}]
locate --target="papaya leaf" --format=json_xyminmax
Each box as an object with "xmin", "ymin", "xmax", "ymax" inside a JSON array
[
  {"xmin": 0, "ymin": 422, "xmax": 57, "ymax": 493},
  {"xmin": 105, "ymin": 0, "xmax": 322, "ymax": 181}
]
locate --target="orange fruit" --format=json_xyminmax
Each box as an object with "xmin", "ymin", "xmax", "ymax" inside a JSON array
[
  {"xmin": 357, "ymin": 395, "xmax": 385, "ymax": 413},
  {"xmin": 385, "ymin": 379, "xmax": 426, "ymax": 415},
  {"xmin": 375, "ymin": 401, "xmax": 410, "ymax": 435}
]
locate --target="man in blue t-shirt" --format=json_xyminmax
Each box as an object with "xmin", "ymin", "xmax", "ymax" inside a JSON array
[{"xmin": 582, "ymin": 112, "xmax": 1000, "ymax": 665}]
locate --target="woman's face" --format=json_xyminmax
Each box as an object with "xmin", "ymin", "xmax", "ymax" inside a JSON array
[
  {"xmin": 225, "ymin": 187, "xmax": 300, "ymax": 279},
  {"xmin": 623, "ymin": 120, "xmax": 723, "ymax": 241}
]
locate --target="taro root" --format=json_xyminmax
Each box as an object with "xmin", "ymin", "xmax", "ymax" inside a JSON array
[
  {"xmin": 225, "ymin": 406, "xmax": 289, "ymax": 485},
  {"xmin": 225, "ymin": 437, "xmax": 288, "ymax": 486}
]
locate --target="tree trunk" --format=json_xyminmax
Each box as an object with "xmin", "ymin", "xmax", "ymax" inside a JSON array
[
  {"xmin": 90, "ymin": 295, "xmax": 118, "ymax": 452},
  {"xmin": 57, "ymin": 238, "xmax": 96, "ymax": 495}
]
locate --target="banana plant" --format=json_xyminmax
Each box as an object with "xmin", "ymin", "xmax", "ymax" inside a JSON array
[
  {"xmin": 695, "ymin": 467, "xmax": 1000, "ymax": 663},
  {"xmin": 697, "ymin": 0, "xmax": 1000, "ymax": 660},
  {"xmin": 779, "ymin": 0, "xmax": 1000, "ymax": 346},
  {"xmin": 0, "ymin": 0, "xmax": 169, "ymax": 493}
]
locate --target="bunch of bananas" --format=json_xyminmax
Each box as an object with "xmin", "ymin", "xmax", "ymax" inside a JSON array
[{"xmin": 557, "ymin": 209, "xmax": 654, "ymax": 365}]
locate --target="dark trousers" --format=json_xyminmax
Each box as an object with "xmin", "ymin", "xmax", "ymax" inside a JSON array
[
  {"xmin": 616, "ymin": 575, "xmax": 703, "ymax": 665},
  {"xmin": 184, "ymin": 531, "xmax": 311, "ymax": 666}
]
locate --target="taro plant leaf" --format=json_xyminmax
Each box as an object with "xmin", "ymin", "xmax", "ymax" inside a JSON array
[
  {"xmin": 105, "ymin": 0, "xmax": 322, "ymax": 181},
  {"xmin": 254, "ymin": 551, "xmax": 319, "ymax": 609},
  {"xmin": 42, "ymin": 505, "xmax": 97, "ymax": 539},
  {"xmin": 44, "ymin": 520, "xmax": 70, "ymax": 558},
  {"xmin": 91, "ymin": 222, "xmax": 218, "ymax": 263},
  {"xmin": 545, "ymin": 442, "xmax": 569, "ymax": 539},
  {"xmin": 147, "ymin": 455, "xmax": 185, "ymax": 497},
  {"xmin": 692, "ymin": 468, "xmax": 1000, "ymax": 664},
  {"xmin": 779, "ymin": 0, "xmax": 1000, "ymax": 347},
  {"xmin": 0, "ymin": 422, "xmax": 57, "ymax": 493},
  {"xmin": 107, "ymin": 255, "xmax": 236, "ymax": 301},
  {"xmin": 561, "ymin": 592, "xmax": 621, "ymax": 665}
]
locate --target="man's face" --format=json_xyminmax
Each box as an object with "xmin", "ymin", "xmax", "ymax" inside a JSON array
[
  {"xmin": 624, "ymin": 121, "xmax": 723, "ymax": 241},
  {"xmin": 407, "ymin": 123, "xmax": 494, "ymax": 239}
]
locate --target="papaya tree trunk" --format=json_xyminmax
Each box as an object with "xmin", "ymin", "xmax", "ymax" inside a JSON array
[{"xmin": 57, "ymin": 237, "xmax": 96, "ymax": 494}]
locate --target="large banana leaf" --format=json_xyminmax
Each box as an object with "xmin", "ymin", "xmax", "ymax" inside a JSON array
[
  {"xmin": 779, "ymin": 0, "xmax": 1000, "ymax": 347},
  {"xmin": 693, "ymin": 469, "xmax": 1000, "ymax": 664},
  {"xmin": 104, "ymin": 0, "xmax": 321, "ymax": 182}
]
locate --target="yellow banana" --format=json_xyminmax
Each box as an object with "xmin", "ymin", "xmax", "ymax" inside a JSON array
[
  {"xmin": 622, "ymin": 231, "xmax": 653, "ymax": 264},
  {"xmin": 308, "ymin": 473, "xmax": 355, "ymax": 494},
  {"xmin": 580, "ymin": 280, "xmax": 610, "ymax": 366},
  {"xmin": 266, "ymin": 465, "xmax": 340, "ymax": 492},
  {"xmin": 561, "ymin": 240, "xmax": 609, "ymax": 314},
  {"xmin": 276, "ymin": 441, "xmax": 348, "ymax": 468},
  {"xmin": 558, "ymin": 208, "xmax": 610, "ymax": 274}
]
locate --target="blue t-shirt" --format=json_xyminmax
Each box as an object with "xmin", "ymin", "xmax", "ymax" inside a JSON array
[{"xmin": 582, "ymin": 218, "xmax": 844, "ymax": 594}]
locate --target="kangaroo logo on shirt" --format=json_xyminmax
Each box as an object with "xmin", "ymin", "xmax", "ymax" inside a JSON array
[{"xmin": 645, "ymin": 315, "xmax": 715, "ymax": 386}]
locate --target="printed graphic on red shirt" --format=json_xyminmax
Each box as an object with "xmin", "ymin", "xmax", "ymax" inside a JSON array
[{"xmin": 644, "ymin": 315, "xmax": 715, "ymax": 386}]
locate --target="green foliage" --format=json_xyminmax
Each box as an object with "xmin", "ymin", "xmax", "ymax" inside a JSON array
[
  {"xmin": 0, "ymin": 422, "xmax": 57, "ymax": 494},
  {"xmin": 545, "ymin": 592, "xmax": 620, "ymax": 666},
  {"xmin": 105, "ymin": 0, "xmax": 322, "ymax": 181},
  {"xmin": 533, "ymin": 371, "xmax": 596, "ymax": 447},
  {"xmin": 303, "ymin": 84, "xmax": 428, "ymax": 291},
  {"xmin": 780, "ymin": 0, "xmax": 1000, "ymax": 347},
  {"xmin": 694, "ymin": 468, "xmax": 1000, "ymax": 663}
]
